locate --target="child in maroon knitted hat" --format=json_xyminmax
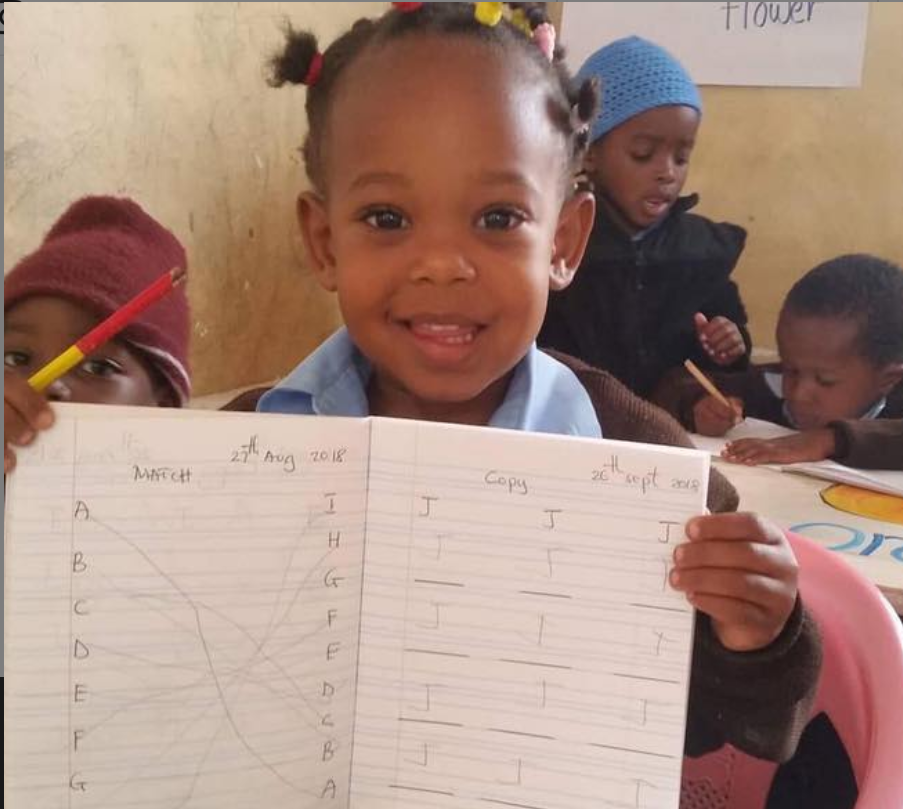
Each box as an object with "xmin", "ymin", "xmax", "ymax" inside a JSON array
[{"xmin": 4, "ymin": 196, "xmax": 191, "ymax": 472}]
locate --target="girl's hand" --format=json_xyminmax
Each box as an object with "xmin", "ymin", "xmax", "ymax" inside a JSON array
[
  {"xmin": 723, "ymin": 429, "xmax": 836, "ymax": 466},
  {"xmin": 671, "ymin": 513, "xmax": 799, "ymax": 652},
  {"xmin": 4, "ymin": 369, "xmax": 54, "ymax": 473},
  {"xmin": 694, "ymin": 313, "xmax": 746, "ymax": 365}
]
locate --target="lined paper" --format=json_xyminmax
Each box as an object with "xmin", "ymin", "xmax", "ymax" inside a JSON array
[
  {"xmin": 5, "ymin": 405, "xmax": 369, "ymax": 808},
  {"xmin": 5, "ymin": 405, "xmax": 709, "ymax": 809},
  {"xmin": 352, "ymin": 419, "xmax": 708, "ymax": 809}
]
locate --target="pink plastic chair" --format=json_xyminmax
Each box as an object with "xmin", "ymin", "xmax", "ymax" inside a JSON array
[{"xmin": 680, "ymin": 532, "xmax": 903, "ymax": 809}]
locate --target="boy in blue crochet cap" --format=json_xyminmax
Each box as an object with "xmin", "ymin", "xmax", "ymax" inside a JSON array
[{"xmin": 540, "ymin": 36, "xmax": 752, "ymax": 397}]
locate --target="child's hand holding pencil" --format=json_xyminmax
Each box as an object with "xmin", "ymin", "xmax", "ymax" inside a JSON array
[
  {"xmin": 693, "ymin": 394, "xmax": 745, "ymax": 436},
  {"xmin": 684, "ymin": 359, "xmax": 745, "ymax": 436}
]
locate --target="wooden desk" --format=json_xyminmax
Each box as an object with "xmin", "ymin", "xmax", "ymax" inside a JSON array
[{"xmin": 714, "ymin": 460, "xmax": 903, "ymax": 613}]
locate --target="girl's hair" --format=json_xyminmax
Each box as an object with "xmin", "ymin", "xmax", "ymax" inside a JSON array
[
  {"xmin": 783, "ymin": 254, "xmax": 903, "ymax": 366},
  {"xmin": 267, "ymin": 2, "xmax": 598, "ymax": 193}
]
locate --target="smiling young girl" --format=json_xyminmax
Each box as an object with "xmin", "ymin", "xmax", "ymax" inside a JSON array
[{"xmin": 219, "ymin": 3, "xmax": 822, "ymax": 789}]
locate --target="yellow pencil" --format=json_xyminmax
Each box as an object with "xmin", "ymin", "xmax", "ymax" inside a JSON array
[{"xmin": 683, "ymin": 359, "xmax": 735, "ymax": 412}]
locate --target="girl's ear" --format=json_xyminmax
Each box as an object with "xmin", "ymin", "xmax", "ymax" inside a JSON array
[
  {"xmin": 297, "ymin": 192, "xmax": 337, "ymax": 291},
  {"xmin": 878, "ymin": 361, "xmax": 903, "ymax": 395},
  {"xmin": 549, "ymin": 190, "xmax": 595, "ymax": 291}
]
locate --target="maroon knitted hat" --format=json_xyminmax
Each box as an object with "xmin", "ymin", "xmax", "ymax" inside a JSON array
[{"xmin": 4, "ymin": 196, "xmax": 191, "ymax": 404}]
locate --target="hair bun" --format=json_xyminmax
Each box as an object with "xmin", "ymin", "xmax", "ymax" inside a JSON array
[{"xmin": 268, "ymin": 25, "xmax": 321, "ymax": 87}]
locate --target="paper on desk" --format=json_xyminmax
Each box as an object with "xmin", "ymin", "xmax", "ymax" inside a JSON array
[
  {"xmin": 690, "ymin": 418, "xmax": 796, "ymax": 459},
  {"xmin": 692, "ymin": 419, "xmax": 903, "ymax": 498},
  {"xmin": 784, "ymin": 461, "xmax": 903, "ymax": 499}
]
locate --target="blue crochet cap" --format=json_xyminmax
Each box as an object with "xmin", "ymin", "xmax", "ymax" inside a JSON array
[{"xmin": 577, "ymin": 36, "xmax": 702, "ymax": 144}]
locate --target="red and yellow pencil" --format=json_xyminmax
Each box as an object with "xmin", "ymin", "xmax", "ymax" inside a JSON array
[{"xmin": 28, "ymin": 266, "xmax": 186, "ymax": 392}]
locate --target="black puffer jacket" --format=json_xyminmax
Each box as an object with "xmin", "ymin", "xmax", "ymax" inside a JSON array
[{"xmin": 540, "ymin": 195, "xmax": 751, "ymax": 397}]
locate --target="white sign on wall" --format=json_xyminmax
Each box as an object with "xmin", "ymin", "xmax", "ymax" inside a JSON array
[{"xmin": 561, "ymin": 2, "xmax": 870, "ymax": 88}]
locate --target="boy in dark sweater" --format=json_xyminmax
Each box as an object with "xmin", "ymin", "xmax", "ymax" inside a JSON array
[
  {"xmin": 539, "ymin": 36, "xmax": 751, "ymax": 397},
  {"xmin": 655, "ymin": 254, "xmax": 903, "ymax": 470}
]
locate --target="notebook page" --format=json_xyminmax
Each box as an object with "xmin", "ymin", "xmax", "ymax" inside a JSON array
[
  {"xmin": 4, "ymin": 404, "xmax": 369, "ymax": 809},
  {"xmin": 351, "ymin": 420, "xmax": 709, "ymax": 809},
  {"xmin": 783, "ymin": 460, "xmax": 903, "ymax": 498}
]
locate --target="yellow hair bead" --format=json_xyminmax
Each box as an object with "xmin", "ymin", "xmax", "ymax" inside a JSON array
[
  {"xmin": 475, "ymin": 2, "xmax": 503, "ymax": 27},
  {"xmin": 509, "ymin": 8, "xmax": 532, "ymax": 35}
]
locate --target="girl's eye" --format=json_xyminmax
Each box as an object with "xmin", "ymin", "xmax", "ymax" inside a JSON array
[
  {"xmin": 362, "ymin": 208, "xmax": 408, "ymax": 231},
  {"xmin": 675, "ymin": 154, "xmax": 690, "ymax": 167},
  {"xmin": 81, "ymin": 358, "xmax": 124, "ymax": 379},
  {"xmin": 630, "ymin": 152, "xmax": 654, "ymax": 163},
  {"xmin": 477, "ymin": 208, "xmax": 526, "ymax": 231},
  {"xmin": 4, "ymin": 350, "xmax": 31, "ymax": 369},
  {"xmin": 816, "ymin": 376, "xmax": 838, "ymax": 388}
]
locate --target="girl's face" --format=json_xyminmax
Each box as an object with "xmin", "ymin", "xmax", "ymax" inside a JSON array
[
  {"xmin": 777, "ymin": 311, "xmax": 902, "ymax": 430},
  {"xmin": 300, "ymin": 37, "xmax": 594, "ymax": 424},
  {"xmin": 584, "ymin": 105, "xmax": 699, "ymax": 233},
  {"xmin": 4, "ymin": 296, "xmax": 168, "ymax": 406}
]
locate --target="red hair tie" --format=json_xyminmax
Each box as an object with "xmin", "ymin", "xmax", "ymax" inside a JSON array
[
  {"xmin": 393, "ymin": 2, "xmax": 424, "ymax": 11},
  {"xmin": 304, "ymin": 52, "xmax": 324, "ymax": 86}
]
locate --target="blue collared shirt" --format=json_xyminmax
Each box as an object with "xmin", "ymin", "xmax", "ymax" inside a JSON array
[{"xmin": 258, "ymin": 328, "xmax": 602, "ymax": 438}]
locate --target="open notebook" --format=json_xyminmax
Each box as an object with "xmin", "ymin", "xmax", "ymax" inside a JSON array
[
  {"xmin": 692, "ymin": 418, "xmax": 903, "ymax": 498},
  {"xmin": 5, "ymin": 404, "xmax": 709, "ymax": 809}
]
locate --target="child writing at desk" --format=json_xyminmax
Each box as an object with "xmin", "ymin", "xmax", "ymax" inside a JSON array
[
  {"xmin": 4, "ymin": 196, "xmax": 191, "ymax": 473},
  {"xmin": 226, "ymin": 1, "xmax": 819, "ymax": 782},
  {"xmin": 538, "ymin": 36, "xmax": 751, "ymax": 397},
  {"xmin": 655, "ymin": 254, "xmax": 903, "ymax": 471}
]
